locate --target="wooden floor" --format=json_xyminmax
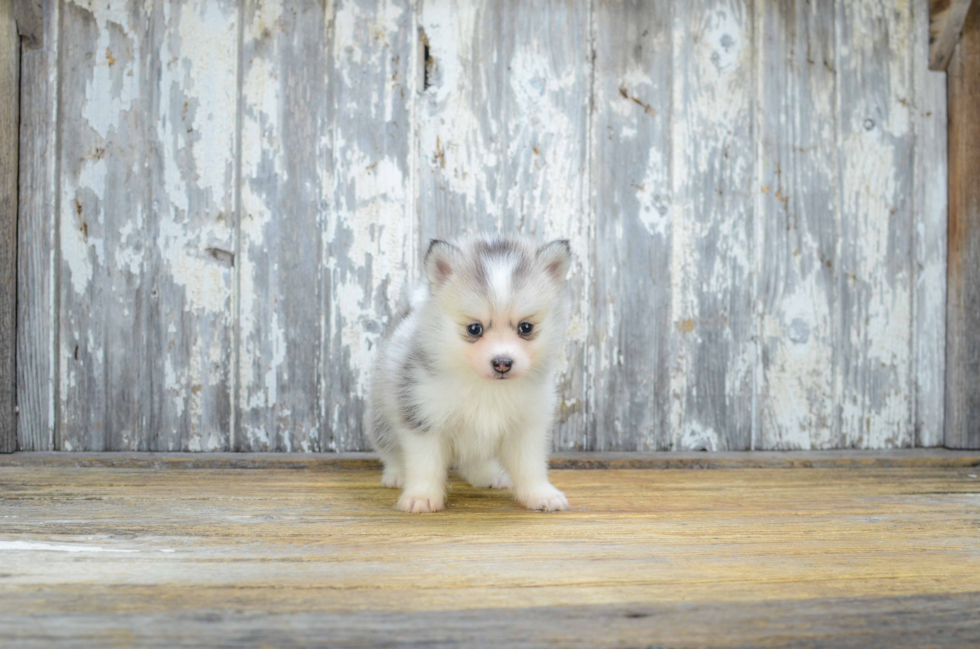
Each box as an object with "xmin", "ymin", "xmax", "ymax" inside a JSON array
[{"xmin": 1, "ymin": 453, "xmax": 980, "ymax": 648}]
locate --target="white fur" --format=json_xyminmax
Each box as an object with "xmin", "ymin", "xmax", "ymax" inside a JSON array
[{"xmin": 367, "ymin": 235, "xmax": 571, "ymax": 513}]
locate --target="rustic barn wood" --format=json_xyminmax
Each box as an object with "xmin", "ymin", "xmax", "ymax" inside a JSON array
[
  {"xmin": 58, "ymin": 0, "xmax": 144, "ymax": 451},
  {"xmin": 1, "ymin": 461, "xmax": 979, "ymax": 646},
  {"xmin": 13, "ymin": 0, "xmax": 951, "ymax": 452},
  {"xmin": 929, "ymin": 0, "xmax": 974, "ymax": 70},
  {"xmin": 237, "ymin": 0, "xmax": 327, "ymax": 452},
  {"xmin": 0, "ymin": 0, "xmax": 18, "ymax": 454},
  {"xmin": 237, "ymin": 0, "xmax": 418, "ymax": 453},
  {"xmin": 757, "ymin": 0, "xmax": 838, "ymax": 449},
  {"xmin": 15, "ymin": 0, "xmax": 57, "ymax": 451},
  {"xmin": 320, "ymin": 0, "xmax": 418, "ymax": 452},
  {"xmin": 668, "ymin": 0, "xmax": 757, "ymax": 452},
  {"xmin": 838, "ymin": 0, "xmax": 916, "ymax": 448},
  {"xmin": 916, "ymin": 0, "xmax": 950, "ymax": 447},
  {"xmin": 945, "ymin": 0, "xmax": 980, "ymax": 449},
  {"xmin": 591, "ymin": 0, "xmax": 672, "ymax": 451},
  {"xmin": 147, "ymin": 2, "xmax": 239, "ymax": 452}
]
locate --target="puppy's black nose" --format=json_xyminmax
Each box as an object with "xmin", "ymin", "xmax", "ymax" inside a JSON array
[{"xmin": 492, "ymin": 357, "xmax": 513, "ymax": 374}]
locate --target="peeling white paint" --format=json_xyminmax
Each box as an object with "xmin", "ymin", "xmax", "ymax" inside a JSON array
[
  {"xmin": 74, "ymin": 0, "xmax": 140, "ymax": 140},
  {"xmin": 837, "ymin": 0, "xmax": 915, "ymax": 448},
  {"xmin": 174, "ymin": 1, "xmax": 239, "ymax": 204},
  {"xmin": 165, "ymin": 356, "xmax": 185, "ymax": 419},
  {"xmin": 636, "ymin": 147, "xmax": 670, "ymax": 238},
  {"xmin": 39, "ymin": 0, "xmax": 944, "ymax": 453}
]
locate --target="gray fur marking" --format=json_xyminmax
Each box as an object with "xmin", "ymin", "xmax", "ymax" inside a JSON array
[{"xmin": 397, "ymin": 342, "xmax": 434, "ymax": 433}]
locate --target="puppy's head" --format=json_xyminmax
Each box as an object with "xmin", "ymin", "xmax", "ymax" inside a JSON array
[{"xmin": 423, "ymin": 235, "xmax": 571, "ymax": 382}]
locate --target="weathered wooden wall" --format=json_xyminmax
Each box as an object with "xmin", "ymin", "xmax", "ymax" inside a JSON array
[
  {"xmin": 944, "ymin": 0, "xmax": 980, "ymax": 449},
  {"xmin": 17, "ymin": 0, "xmax": 948, "ymax": 452},
  {"xmin": 1, "ymin": 0, "xmax": 19, "ymax": 453}
]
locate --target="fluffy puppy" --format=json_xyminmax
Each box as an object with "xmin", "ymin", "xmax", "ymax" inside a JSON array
[{"xmin": 367, "ymin": 235, "xmax": 572, "ymax": 513}]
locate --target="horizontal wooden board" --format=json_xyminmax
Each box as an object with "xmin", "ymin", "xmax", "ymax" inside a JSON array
[{"xmin": 1, "ymin": 464, "xmax": 979, "ymax": 646}]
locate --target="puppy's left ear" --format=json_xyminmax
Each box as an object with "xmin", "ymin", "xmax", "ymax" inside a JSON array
[
  {"xmin": 537, "ymin": 239, "xmax": 571, "ymax": 283},
  {"xmin": 424, "ymin": 239, "xmax": 461, "ymax": 289}
]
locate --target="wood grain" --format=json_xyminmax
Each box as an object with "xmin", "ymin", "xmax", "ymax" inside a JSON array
[
  {"xmin": 837, "ymin": 0, "xmax": 916, "ymax": 448},
  {"xmin": 57, "ymin": 0, "xmax": 112, "ymax": 451},
  {"xmin": 0, "ymin": 0, "xmax": 18, "ymax": 453},
  {"xmin": 237, "ymin": 0, "xmax": 328, "ymax": 451},
  {"xmin": 945, "ymin": 0, "xmax": 980, "ymax": 449},
  {"xmin": 320, "ymin": 0, "xmax": 418, "ymax": 452},
  {"xmin": 1, "ymin": 464, "xmax": 978, "ymax": 646},
  {"xmin": 15, "ymin": 0, "xmax": 58, "ymax": 451},
  {"xmin": 590, "ymin": 0, "xmax": 673, "ymax": 451},
  {"xmin": 143, "ymin": 0, "xmax": 239, "ymax": 452},
  {"xmin": 417, "ymin": 0, "xmax": 591, "ymax": 448},
  {"xmin": 915, "ymin": 0, "xmax": 949, "ymax": 447},
  {"xmin": 929, "ymin": 0, "xmax": 974, "ymax": 70},
  {"xmin": 669, "ymin": 0, "xmax": 756, "ymax": 451},
  {"xmin": 757, "ymin": 0, "xmax": 838, "ymax": 450},
  {"xmin": 57, "ymin": 0, "xmax": 165, "ymax": 451},
  {"xmin": 2, "ymin": 594, "xmax": 978, "ymax": 648}
]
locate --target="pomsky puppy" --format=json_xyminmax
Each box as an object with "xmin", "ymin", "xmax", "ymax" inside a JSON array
[{"xmin": 367, "ymin": 235, "xmax": 572, "ymax": 513}]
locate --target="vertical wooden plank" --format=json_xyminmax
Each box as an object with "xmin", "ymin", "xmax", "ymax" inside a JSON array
[
  {"xmin": 317, "ymin": 0, "xmax": 418, "ymax": 452},
  {"xmin": 57, "ymin": 0, "xmax": 104, "ymax": 451},
  {"xmin": 0, "ymin": 0, "xmax": 18, "ymax": 453},
  {"xmin": 945, "ymin": 0, "xmax": 980, "ymax": 449},
  {"xmin": 669, "ymin": 0, "xmax": 756, "ymax": 451},
  {"xmin": 16, "ymin": 0, "xmax": 58, "ymax": 451},
  {"xmin": 237, "ymin": 0, "xmax": 328, "ymax": 452},
  {"xmin": 417, "ymin": 0, "xmax": 591, "ymax": 449},
  {"xmin": 837, "ymin": 0, "xmax": 916, "ymax": 448},
  {"xmin": 58, "ymin": 0, "xmax": 149, "ymax": 450},
  {"xmin": 756, "ymin": 0, "xmax": 838, "ymax": 450},
  {"xmin": 145, "ymin": 1, "xmax": 239, "ymax": 451},
  {"xmin": 591, "ymin": 1, "xmax": 673, "ymax": 450},
  {"xmin": 915, "ymin": 0, "xmax": 948, "ymax": 447}
]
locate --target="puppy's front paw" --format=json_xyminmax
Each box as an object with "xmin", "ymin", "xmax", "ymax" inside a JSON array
[
  {"xmin": 518, "ymin": 484, "xmax": 569, "ymax": 512},
  {"xmin": 490, "ymin": 472, "xmax": 513, "ymax": 490},
  {"xmin": 380, "ymin": 468, "xmax": 403, "ymax": 489},
  {"xmin": 397, "ymin": 491, "xmax": 445, "ymax": 513}
]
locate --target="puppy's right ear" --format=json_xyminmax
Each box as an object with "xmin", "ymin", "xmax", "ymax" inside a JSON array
[{"xmin": 424, "ymin": 239, "xmax": 460, "ymax": 289}]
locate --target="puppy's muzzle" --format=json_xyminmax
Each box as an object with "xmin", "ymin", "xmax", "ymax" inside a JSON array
[{"xmin": 492, "ymin": 357, "xmax": 513, "ymax": 376}]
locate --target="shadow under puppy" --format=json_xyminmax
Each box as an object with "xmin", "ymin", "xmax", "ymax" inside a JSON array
[{"xmin": 367, "ymin": 235, "xmax": 572, "ymax": 513}]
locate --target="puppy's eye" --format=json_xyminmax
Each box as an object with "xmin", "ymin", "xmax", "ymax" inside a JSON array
[
  {"xmin": 467, "ymin": 323, "xmax": 483, "ymax": 337},
  {"xmin": 518, "ymin": 322, "xmax": 534, "ymax": 336}
]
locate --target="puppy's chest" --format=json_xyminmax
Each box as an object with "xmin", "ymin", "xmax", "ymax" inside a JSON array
[{"xmin": 425, "ymin": 381, "xmax": 527, "ymax": 438}]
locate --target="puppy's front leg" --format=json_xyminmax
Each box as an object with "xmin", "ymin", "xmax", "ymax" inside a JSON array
[
  {"xmin": 397, "ymin": 430, "xmax": 448, "ymax": 513},
  {"xmin": 500, "ymin": 424, "xmax": 568, "ymax": 512}
]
